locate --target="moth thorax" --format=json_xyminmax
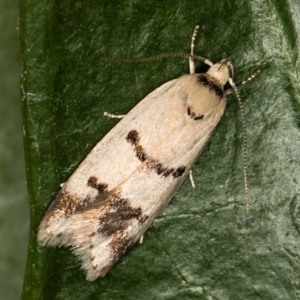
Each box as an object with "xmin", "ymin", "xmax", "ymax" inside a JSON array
[{"xmin": 206, "ymin": 61, "xmax": 230, "ymax": 86}]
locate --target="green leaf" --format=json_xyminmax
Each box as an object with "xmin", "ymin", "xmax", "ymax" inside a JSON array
[
  {"xmin": 21, "ymin": 0, "xmax": 300, "ymax": 299},
  {"xmin": 0, "ymin": 1, "xmax": 28, "ymax": 300}
]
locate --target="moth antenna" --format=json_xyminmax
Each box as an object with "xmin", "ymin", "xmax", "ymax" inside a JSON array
[
  {"xmin": 239, "ymin": 70, "xmax": 261, "ymax": 86},
  {"xmin": 102, "ymin": 53, "xmax": 213, "ymax": 65},
  {"xmin": 191, "ymin": 25, "xmax": 199, "ymax": 56},
  {"xmin": 189, "ymin": 25, "xmax": 199, "ymax": 73},
  {"xmin": 228, "ymin": 77, "xmax": 250, "ymax": 218},
  {"xmin": 225, "ymin": 70, "xmax": 260, "ymax": 95},
  {"xmin": 102, "ymin": 26, "xmax": 214, "ymax": 68}
]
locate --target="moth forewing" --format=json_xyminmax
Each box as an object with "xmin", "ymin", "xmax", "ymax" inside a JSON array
[{"xmin": 37, "ymin": 26, "xmax": 256, "ymax": 281}]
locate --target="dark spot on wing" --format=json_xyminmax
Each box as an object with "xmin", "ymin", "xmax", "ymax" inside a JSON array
[
  {"xmin": 163, "ymin": 168, "xmax": 175, "ymax": 177},
  {"xmin": 173, "ymin": 166, "xmax": 186, "ymax": 178},
  {"xmin": 126, "ymin": 129, "xmax": 139, "ymax": 144},
  {"xmin": 194, "ymin": 115, "xmax": 204, "ymax": 120},
  {"xmin": 146, "ymin": 158, "xmax": 186, "ymax": 178},
  {"xmin": 155, "ymin": 163, "xmax": 169, "ymax": 176},
  {"xmin": 197, "ymin": 73, "xmax": 223, "ymax": 98},
  {"xmin": 187, "ymin": 106, "xmax": 204, "ymax": 120},
  {"xmin": 87, "ymin": 176, "xmax": 108, "ymax": 195}
]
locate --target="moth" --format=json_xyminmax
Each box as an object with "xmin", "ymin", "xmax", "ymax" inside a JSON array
[{"xmin": 38, "ymin": 26, "xmax": 258, "ymax": 280}]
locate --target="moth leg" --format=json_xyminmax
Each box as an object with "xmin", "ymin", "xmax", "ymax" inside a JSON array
[
  {"xmin": 139, "ymin": 235, "xmax": 144, "ymax": 244},
  {"xmin": 189, "ymin": 170, "xmax": 196, "ymax": 189},
  {"xmin": 103, "ymin": 112, "xmax": 126, "ymax": 119}
]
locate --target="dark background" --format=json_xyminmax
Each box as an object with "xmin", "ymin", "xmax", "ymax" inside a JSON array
[{"xmin": 0, "ymin": 1, "xmax": 29, "ymax": 300}]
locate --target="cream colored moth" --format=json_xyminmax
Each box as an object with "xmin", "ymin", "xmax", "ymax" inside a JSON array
[{"xmin": 38, "ymin": 26, "xmax": 259, "ymax": 281}]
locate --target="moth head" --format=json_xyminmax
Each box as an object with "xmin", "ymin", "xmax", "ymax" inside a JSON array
[{"xmin": 206, "ymin": 59, "xmax": 233, "ymax": 86}]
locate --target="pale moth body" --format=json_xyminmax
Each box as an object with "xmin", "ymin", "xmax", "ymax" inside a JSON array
[{"xmin": 38, "ymin": 26, "xmax": 256, "ymax": 281}]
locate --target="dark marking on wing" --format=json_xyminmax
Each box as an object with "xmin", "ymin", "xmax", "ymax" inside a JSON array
[
  {"xmin": 172, "ymin": 166, "xmax": 186, "ymax": 178},
  {"xmin": 126, "ymin": 130, "xmax": 139, "ymax": 144},
  {"xmin": 126, "ymin": 130, "xmax": 186, "ymax": 178},
  {"xmin": 194, "ymin": 115, "xmax": 204, "ymax": 120},
  {"xmin": 155, "ymin": 162, "xmax": 174, "ymax": 177},
  {"xmin": 138, "ymin": 215, "xmax": 149, "ymax": 224},
  {"xmin": 94, "ymin": 191, "xmax": 149, "ymax": 265},
  {"xmin": 151, "ymin": 160, "xmax": 186, "ymax": 178},
  {"xmin": 87, "ymin": 176, "xmax": 108, "ymax": 195},
  {"xmin": 47, "ymin": 187, "xmax": 105, "ymax": 224},
  {"xmin": 109, "ymin": 229, "xmax": 132, "ymax": 265},
  {"xmin": 197, "ymin": 73, "xmax": 223, "ymax": 98},
  {"xmin": 97, "ymin": 192, "xmax": 148, "ymax": 237},
  {"xmin": 187, "ymin": 106, "xmax": 204, "ymax": 120},
  {"xmin": 135, "ymin": 145, "xmax": 148, "ymax": 161},
  {"xmin": 126, "ymin": 130, "xmax": 148, "ymax": 161},
  {"xmin": 47, "ymin": 191, "xmax": 79, "ymax": 222},
  {"xmin": 93, "ymin": 231, "xmax": 134, "ymax": 275}
]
